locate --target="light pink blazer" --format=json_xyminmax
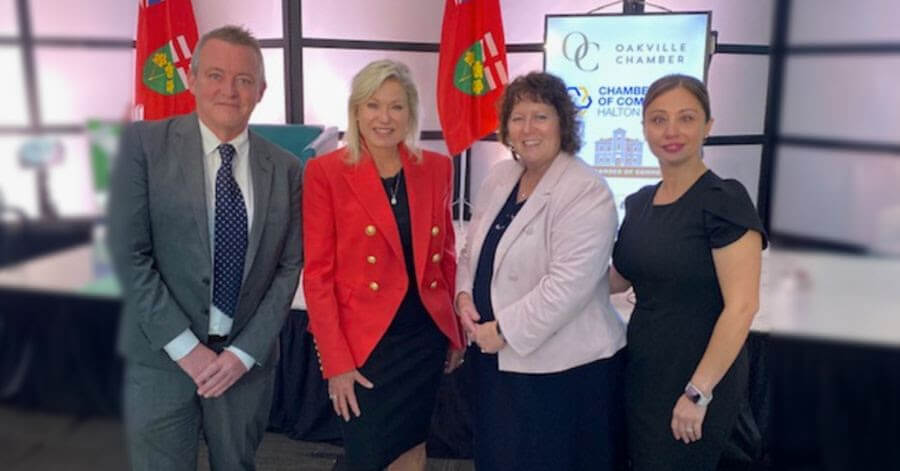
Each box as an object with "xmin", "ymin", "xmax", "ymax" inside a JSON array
[{"xmin": 457, "ymin": 153, "xmax": 626, "ymax": 373}]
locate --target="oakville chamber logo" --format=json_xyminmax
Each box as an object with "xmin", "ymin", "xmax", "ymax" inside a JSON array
[
  {"xmin": 454, "ymin": 32, "xmax": 508, "ymax": 96},
  {"xmin": 562, "ymin": 31, "xmax": 600, "ymax": 72},
  {"xmin": 142, "ymin": 35, "xmax": 193, "ymax": 96},
  {"xmin": 567, "ymin": 85, "xmax": 592, "ymax": 116}
]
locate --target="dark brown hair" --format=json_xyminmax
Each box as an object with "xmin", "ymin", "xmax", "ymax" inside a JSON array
[
  {"xmin": 642, "ymin": 74, "xmax": 711, "ymax": 121},
  {"xmin": 497, "ymin": 72, "xmax": 581, "ymax": 154}
]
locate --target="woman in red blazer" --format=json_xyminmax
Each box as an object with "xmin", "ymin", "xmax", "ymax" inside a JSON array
[{"xmin": 302, "ymin": 59, "xmax": 464, "ymax": 471}]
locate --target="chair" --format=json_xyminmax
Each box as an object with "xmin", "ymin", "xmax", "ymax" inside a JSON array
[{"xmin": 249, "ymin": 124, "xmax": 340, "ymax": 165}]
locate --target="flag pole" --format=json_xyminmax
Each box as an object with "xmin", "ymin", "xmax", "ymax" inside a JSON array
[{"xmin": 455, "ymin": 147, "xmax": 470, "ymax": 241}]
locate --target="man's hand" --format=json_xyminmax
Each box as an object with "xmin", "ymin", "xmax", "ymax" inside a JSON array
[
  {"xmin": 176, "ymin": 343, "xmax": 218, "ymax": 385},
  {"xmin": 196, "ymin": 350, "xmax": 249, "ymax": 398}
]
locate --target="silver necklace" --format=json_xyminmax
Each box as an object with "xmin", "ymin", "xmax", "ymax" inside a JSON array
[
  {"xmin": 389, "ymin": 171, "xmax": 402, "ymax": 206},
  {"xmin": 518, "ymin": 173, "xmax": 533, "ymax": 201}
]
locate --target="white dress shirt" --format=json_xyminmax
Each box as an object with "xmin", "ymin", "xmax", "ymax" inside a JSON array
[{"xmin": 163, "ymin": 119, "xmax": 256, "ymax": 370}]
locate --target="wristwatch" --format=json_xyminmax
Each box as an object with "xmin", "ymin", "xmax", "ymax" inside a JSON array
[{"xmin": 684, "ymin": 382, "xmax": 713, "ymax": 407}]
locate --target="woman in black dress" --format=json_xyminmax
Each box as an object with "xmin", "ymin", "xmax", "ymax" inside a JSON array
[{"xmin": 611, "ymin": 74, "xmax": 767, "ymax": 470}]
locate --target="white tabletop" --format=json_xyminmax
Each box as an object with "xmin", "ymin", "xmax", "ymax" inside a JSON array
[
  {"xmin": 0, "ymin": 244, "xmax": 309, "ymax": 310},
  {"xmin": 1, "ymin": 242, "xmax": 898, "ymax": 347}
]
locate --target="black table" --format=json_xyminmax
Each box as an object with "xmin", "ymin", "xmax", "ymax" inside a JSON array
[{"xmin": 3, "ymin": 245, "xmax": 897, "ymax": 467}]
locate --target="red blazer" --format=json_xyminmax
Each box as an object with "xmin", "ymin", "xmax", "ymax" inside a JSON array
[{"xmin": 302, "ymin": 145, "xmax": 463, "ymax": 378}]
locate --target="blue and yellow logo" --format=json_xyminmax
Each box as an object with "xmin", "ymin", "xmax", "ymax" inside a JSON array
[{"xmin": 568, "ymin": 85, "xmax": 592, "ymax": 116}]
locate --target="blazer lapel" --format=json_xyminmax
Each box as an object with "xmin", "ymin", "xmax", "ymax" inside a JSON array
[
  {"xmin": 175, "ymin": 114, "xmax": 211, "ymax": 259},
  {"xmin": 402, "ymin": 148, "xmax": 433, "ymax": 284},
  {"xmin": 342, "ymin": 152, "xmax": 403, "ymax": 260},
  {"xmin": 493, "ymin": 153, "xmax": 573, "ymax": 277},
  {"xmin": 466, "ymin": 162, "xmax": 521, "ymax": 280},
  {"xmin": 244, "ymin": 132, "xmax": 273, "ymax": 280}
]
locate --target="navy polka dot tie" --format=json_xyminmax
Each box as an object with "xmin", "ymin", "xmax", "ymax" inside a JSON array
[{"xmin": 212, "ymin": 143, "xmax": 248, "ymax": 318}]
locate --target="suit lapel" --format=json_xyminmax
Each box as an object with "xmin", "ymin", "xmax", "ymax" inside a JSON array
[
  {"xmin": 493, "ymin": 154, "xmax": 572, "ymax": 277},
  {"xmin": 466, "ymin": 163, "xmax": 521, "ymax": 280},
  {"xmin": 342, "ymin": 152, "xmax": 403, "ymax": 260},
  {"xmin": 175, "ymin": 114, "xmax": 211, "ymax": 259},
  {"xmin": 402, "ymin": 148, "xmax": 432, "ymax": 284},
  {"xmin": 244, "ymin": 132, "xmax": 273, "ymax": 280}
]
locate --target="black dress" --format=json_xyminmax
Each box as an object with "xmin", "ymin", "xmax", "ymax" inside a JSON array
[
  {"xmin": 612, "ymin": 170, "xmax": 767, "ymax": 470},
  {"xmin": 469, "ymin": 183, "xmax": 626, "ymax": 471},
  {"xmin": 339, "ymin": 170, "xmax": 448, "ymax": 471}
]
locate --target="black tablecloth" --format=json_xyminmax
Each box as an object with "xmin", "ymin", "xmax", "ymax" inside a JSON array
[
  {"xmin": 768, "ymin": 335, "xmax": 900, "ymax": 470},
  {"xmin": 0, "ymin": 288, "xmax": 794, "ymax": 464},
  {"xmin": 0, "ymin": 289, "xmax": 122, "ymax": 416}
]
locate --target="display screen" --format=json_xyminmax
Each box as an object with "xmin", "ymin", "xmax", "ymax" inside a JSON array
[{"xmin": 544, "ymin": 12, "xmax": 711, "ymax": 218}]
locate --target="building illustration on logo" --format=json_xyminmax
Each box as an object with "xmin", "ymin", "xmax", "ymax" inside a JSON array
[{"xmin": 595, "ymin": 128, "xmax": 643, "ymax": 166}]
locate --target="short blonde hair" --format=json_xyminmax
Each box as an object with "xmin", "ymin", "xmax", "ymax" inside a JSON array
[{"xmin": 345, "ymin": 60, "xmax": 422, "ymax": 164}]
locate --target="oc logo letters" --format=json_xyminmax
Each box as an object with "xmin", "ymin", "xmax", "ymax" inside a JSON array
[{"xmin": 563, "ymin": 32, "xmax": 600, "ymax": 72}]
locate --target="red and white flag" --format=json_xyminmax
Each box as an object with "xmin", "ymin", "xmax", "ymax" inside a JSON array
[
  {"xmin": 134, "ymin": 0, "xmax": 199, "ymax": 120},
  {"xmin": 437, "ymin": 0, "xmax": 508, "ymax": 156}
]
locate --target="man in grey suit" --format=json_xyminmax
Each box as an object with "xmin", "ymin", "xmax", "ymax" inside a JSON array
[{"xmin": 108, "ymin": 25, "xmax": 302, "ymax": 471}]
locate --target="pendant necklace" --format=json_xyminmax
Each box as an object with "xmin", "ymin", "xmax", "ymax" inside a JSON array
[{"xmin": 389, "ymin": 171, "xmax": 402, "ymax": 206}]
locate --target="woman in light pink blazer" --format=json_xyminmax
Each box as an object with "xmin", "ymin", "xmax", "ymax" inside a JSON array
[{"xmin": 455, "ymin": 72, "xmax": 627, "ymax": 471}]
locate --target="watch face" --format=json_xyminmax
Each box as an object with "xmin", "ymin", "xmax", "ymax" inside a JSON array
[{"xmin": 684, "ymin": 383, "xmax": 709, "ymax": 405}]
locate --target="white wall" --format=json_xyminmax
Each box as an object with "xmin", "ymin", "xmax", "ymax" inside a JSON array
[
  {"xmin": 1, "ymin": 0, "xmax": 287, "ymax": 218},
  {"xmin": 300, "ymin": 0, "xmax": 772, "ymax": 205},
  {"xmin": 2, "ymin": 0, "xmax": 771, "ymax": 218}
]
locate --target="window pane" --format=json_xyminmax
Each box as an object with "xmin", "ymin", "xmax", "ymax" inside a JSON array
[
  {"xmin": 302, "ymin": 0, "xmax": 440, "ymax": 42},
  {"xmin": 195, "ymin": 0, "xmax": 282, "ymax": 39},
  {"xmin": 508, "ymin": 52, "xmax": 544, "ymax": 81},
  {"xmin": 790, "ymin": 0, "xmax": 900, "ymax": 44},
  {"xmin": 31, "ymin": 0, "xmax": 136, "ymax": 38},
  {"xmin": 302, "ymin": 49, "xmax": 440, "ymax": 131},
  {"xmin": 650, "ymin": 0, "xmax": 774, "ymax": 45},
  {"xmin": 249, "ymin": 48, "xmax": 285, "ymax": 124},
  {"xmin": 49, "ymin": 134, "xmax": 101, "ymax": 217},
  {"xmin": 0, "ymin": 134, "xmax": 99, "ymax": 218},
  {"xmin": 707, "ymin": 54, "xmax": 768, "ymax": 135},
  {"xmin": 772, "ymin": 145, "xmax": 900, "ymax": 254},
  {"xmin": 469, "ymin": 141, "xmax": 511, "ymax": 205},
  {"xmin": 780, "ymin": 56, "xmax": 900, "ymax": 144},
  {"xmin": 703, "ymin": 145, "xmax": 762, "ymax": 205},
  {"xmin": 0, "ymin": 0, "xmax": 17, "ymax": 35},
  {"xmin": 504, "ymin": 0, "xmax": 622, "ymax": 44},
  {"xmin": 0, "ymin": 136, "xmax": 35, "ymax": 217},
  {"xmin": 36, "ymin": 47, "xmax": 134, "ymax": 125},
  {"xmin": 0, "ymin": 46, "xmax": 29, "ymax": 126}
]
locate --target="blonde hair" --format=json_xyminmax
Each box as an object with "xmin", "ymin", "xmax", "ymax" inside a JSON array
[{"xmin": 345, "ymin": 59, "xmax": 422, "ymax": 164}]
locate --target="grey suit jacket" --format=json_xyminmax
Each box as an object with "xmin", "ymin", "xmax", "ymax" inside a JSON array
[{"xmin": 108, "ymin": 113, "xmax": 302, "ymax": 370}]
